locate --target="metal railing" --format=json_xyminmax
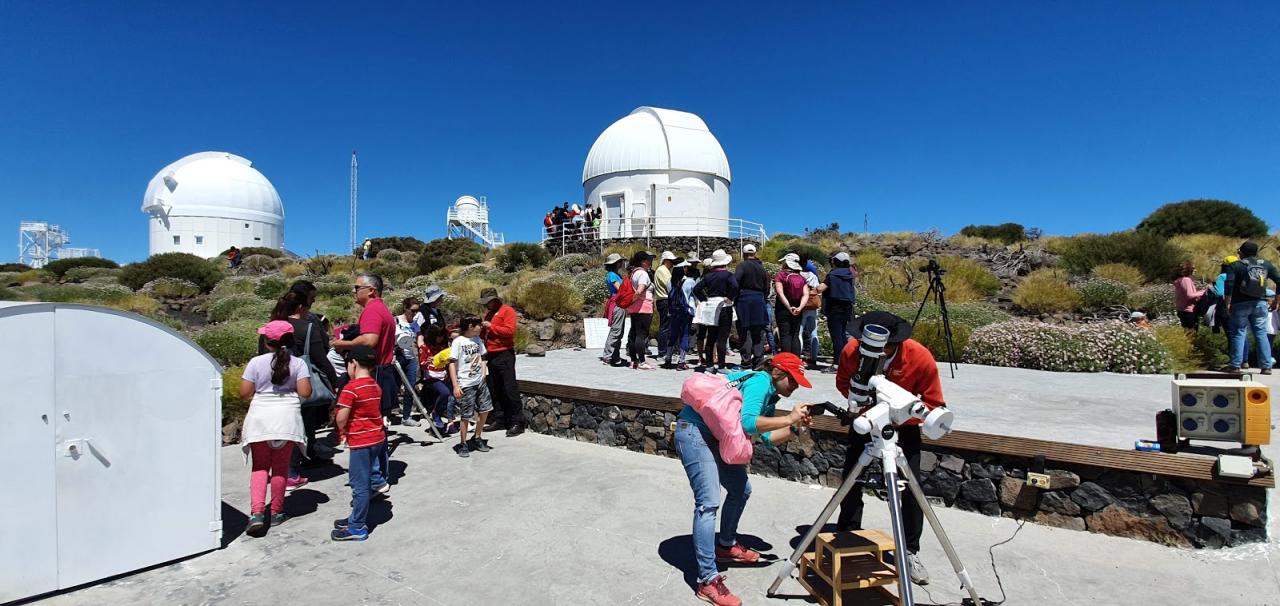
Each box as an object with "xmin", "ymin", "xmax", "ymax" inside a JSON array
[{"xmin": 540, "ymin": 215, "xmax": 767, "ymax": 253}]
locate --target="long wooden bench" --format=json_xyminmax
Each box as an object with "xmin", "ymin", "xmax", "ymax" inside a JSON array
[{"xmin": 518, "ymin": 379, "xmax": 1274, "ymax": 488}]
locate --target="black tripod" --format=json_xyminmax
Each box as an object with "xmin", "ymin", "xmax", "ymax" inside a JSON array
[{"xmin": 913, "ymin": 259, "xmax": 958, "ymax": 378}]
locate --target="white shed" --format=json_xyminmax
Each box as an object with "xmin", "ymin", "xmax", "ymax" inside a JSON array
[{"xmin": 0, "ymin": 302, "xmax": 223, "ymax": 603}]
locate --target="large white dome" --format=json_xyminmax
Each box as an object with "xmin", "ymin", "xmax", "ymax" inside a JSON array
[
  {"xmin": 141, "ymin": 152, "xmax": 284, "ymax": 225},
  {"xmin": 582, "ymin": 107, "xmax": 732, "ymax": 184}
]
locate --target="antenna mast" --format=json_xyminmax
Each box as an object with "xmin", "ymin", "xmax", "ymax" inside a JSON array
[{"xmin": 349, "ymin": 150, "xmax": 358, "ymax": 254}]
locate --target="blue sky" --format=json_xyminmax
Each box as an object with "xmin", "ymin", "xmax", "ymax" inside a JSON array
[{"xmin": 2, "ymin": 2, "xmax": 1276, "ymax": 263}]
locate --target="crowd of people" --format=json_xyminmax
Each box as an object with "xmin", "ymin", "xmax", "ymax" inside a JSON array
[
  {"xmin": 543, "ymin": 202, "xmax": 602, "ymax": 240},
  {"xmin": 1170, "ymin": 239, "xmax": 1280, "ymax": 373},
  {"xmin": 237, "ymin": 274, "xmax": 527, "ymax": 541},
  {"xmin": 600, "ymin": 243, "xmax": 856, "ymax": 374}
]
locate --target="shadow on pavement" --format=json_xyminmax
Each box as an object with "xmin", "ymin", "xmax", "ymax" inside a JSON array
[
  {"xmin": 658, "ymin": 533, "xmax": 778, "ymax": 591},
  {"xmin": 284, "ymin": 488, "xmax": 330, "ymax": 518},
  {"xmin": 221, "ymin": 501, "xmax": 248, "ymax": 548}
]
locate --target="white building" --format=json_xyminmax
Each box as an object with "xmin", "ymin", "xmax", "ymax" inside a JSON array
[
  {"xmin": 583, "ymin": 106, "xmax": 753, "ymax": 239},
  {"xmin": 141, "ymin": 152, "xmax": 284, "ymax": 257},
  {"xmin": 446, "ymin": 195, "xmax": 504, "ymax": 249}
]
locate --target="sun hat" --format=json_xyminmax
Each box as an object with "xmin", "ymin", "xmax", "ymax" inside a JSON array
[
  {"xmin": 604, "ymin": 253, "xmax": 625, "ymax": 266},
  {"xmin": 830, "ymin": 251, "xmax": 851, "ymax": 263},
  {"xmin": 686, "ymin": 256, "xmax": 702, "ymax": 265},
  {"xmin": 660, "ymin": 251, "xmax": 677, "ymax": 262},
  {"xmin": 702, "ymin": 258, "xmax": 714, "ymax": 267},
  {"xmin": 847, "ymin": 311, "xmax": 913, "ymax": 344},
  {"xmin": 742, "ymin": 243, "xmax": 757, "ymax": 254},
  {"xmin": 675, "ymin": 261, "xmax": 690, "ymax": 268},
  {"xmin": 258, "ymin": 320, "xmax": 295, "ymax": 341},
  {"xmin": 478, "ymin": 287, "xmax": 501, "ymax": 305},
  {"xmin": 423, "ymin": 284, "xmax": 445, "ymax": 303},
  {"xmin": 769, "ymin": 352, "xmax": 812, "ymax": 389},
  {"xmin": 780, "ymin": 252, "xmax": 801, "ymax": 271},
  {"xmin": 711, "ymin": 249, "xmax": 733, "ymax": 267}
]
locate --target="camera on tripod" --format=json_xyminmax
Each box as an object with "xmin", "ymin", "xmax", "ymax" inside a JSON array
[{"xmin": 919, "ymin": 258, "xmax": 945, "ymax": 276}]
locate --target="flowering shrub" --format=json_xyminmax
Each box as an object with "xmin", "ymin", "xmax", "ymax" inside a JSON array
[
  {"xmin": 1127, "ymin": 284, "xmax": 1176, "ymax": 316},
  {"xmin": 196, "ymin": 320, "xmax": 258, "ymax": 366},
  {"xmin": 549, "ymin": 253, "xmax": 598, "ymax": 273},
  {"xmin": 964, "ymin": 320, "xmax": 1170, "ymax": 374},
  {"xmin": 212, "ymin": 276, "xmax": 257, "ymax": 298},
  {"xmin": 1012, "ymin": 269, "xmax": 1080, "ymax": 313},
  {"xmin": 206, "ymin": 294, "xmax": 273, "ymax": 323},
  {"xmin": 1074, "ymin": 278, "xmax": 1130, "ymax": 310},
  {"xmin": 400, "ymin": 274, "xmax": 437, "ymax": 293},
  {"xmin": 142, "ymin": 277, "xmax": 201, "ymax": 298},
  {"xmin": 254, "ymin": 275, "xmax": 288, "ymax": 300},
  {"xmin": 571, "ymin": 268, "xmax": 609, "ymax": 306}
]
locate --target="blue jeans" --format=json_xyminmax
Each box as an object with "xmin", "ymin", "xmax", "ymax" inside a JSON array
[
  {"xmin": 348, "ymin": 441, "xmax": 387, "ymax": 533},
  {"xmin": 801, "ymin": 310, "xmax": 819, "ymax": 363},
  {"xmin": 674, "ymin": 420, "xmax": 751, "ymax": 584},
  {"xmin": 397, "ymin": 350, "xmax": 418, "ymax": 419},
  {"xmin": 1230, "ymin": 300, "xmax": 1273, "ymax": 369},
  {"xmin": 765, "ymin": 304, "xmax": 778, "ymax": 351}
]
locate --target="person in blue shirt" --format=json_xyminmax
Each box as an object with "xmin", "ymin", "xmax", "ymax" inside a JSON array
[
  {"xmin": 600, "ymin": 254, "xmax": 628, "ymax": 366},
  {"xmin": 674, "ymin": 353, "xmax": 813, "ymax": 606}
]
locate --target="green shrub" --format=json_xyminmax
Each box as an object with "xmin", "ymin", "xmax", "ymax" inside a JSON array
[
  {"xmin": 207, "ymin": 294, "xmax": 273, "ymax": 323},
  {"xmin": 0, "ymin": 263, "xmax": 32, "ymax": 272},
  {"xmin": 63, "ymin": 266, "xmax": 120, "ymax": 283},
  {"xmin": 1074, "ymin": 278, "xmax": 1130, "ymax": 310},
  {"xmin": 934, "ymin": 256, "xmax": 1001, "ymax": 297},
  {"xmin": 514, "ymin": 324, "xmax": 532, "ymax": 354},
  {"xmin": 913, "ymin": 320, "xmax": 971, "ymax": 362},
  {"xmin": 211, "ymin": 276, "xmax": 257, "ymax": 297},
  {"xmin": 221, "ymin": 246, "xmax": 283, "ymax": 259},
  {"xmin": 1127, "ymin": 285, "xmax": 1176, "ymax": 317},
  {"xmin": 241, "ymin": 254, "xmax": 278, "ymax": 274},
  {"xmin": 366, "ymin": 237, "xmax": 428, "ymax": 257},
  {"xmin": 400, "ymin": 274, "xmax": 437, "ymax": 293},
  {"xmin": 196, "ymin": 321, "xmax": 259, "ymax": 366},
  {"xmin": 571, "ymin": 268, "xmax": 609, "ymax": 306},
  {"xmin": 437, "ymin": 278, "xmax": 491, "ymax": 319},
  {"xmin": 370, "ymin": 259, "xmax": 418, "ymax": 285},
  {"xmin": 142, "ymin": 277, "xmax": 201, "ymax": 298},
  {"xmin": 16, "ymin": 269, "xmax": 47, "ymax": 284},
  {"xmin": 777, "ymin": 241, "xmax": 827, "ymax": 268},
  {"xmin": 254, "ymin": 275, "xmax": 288, "ymax": 300},
  {"xmin": 1056, "ymin": 231, "xmax": 1188, "ymax": 282},
  {"xmin": 959, "ymin": 223, "xmax": 1026, "ymax": 244},
  {"xmin": 313, "ymin": 295, "xmax": 357, "ymax": 324},
  {"xmin": 965, "ymin": 321, "xmax": 1170, "ymax": 374},
  {"xmin": 510, "ymin": 277, "xmax": 583, "ymax": 320},
  {"xmin": 855, "ymin": 293, "xmax": 888, "ymax": 315},
  {"xmin": 0, "ymin": 272, "xmax": 19, "ymax": 286},
  {"xmin": 1136, "ymin": 199, "xmax": 1268, "ymax": 239},
  {"xmin": 1190, "ymin": 327, "xmax": 1231, "ymax": 370},
  {"xmin": 374, "ymin": 248, "xmax": 405, "ymax": 262},
  {"xmin": 44, "ymin": 257, "xmax": 119, "ymax": 279},
  {"xmin": 222, "ymin": 365, "xmax": 250, "ymax": 428},
  {"xmin": 1089, "ymin": 263, "xmax": 1145, "ymax": 287},
  {"xmin": 1153, "ymin": 325, "xmax": 1201, "ymax": 372},
  {"xmin": 416, "ymin": 238, "xmax": 487, "ymax": 275},
  {"xmin": 0, "ymin": 286, "xmax": 24, "ymax": 301},
  {"xmin": 1012, "ymin": 269, "xmax": 1080, "ymax": 313},
  {"xmin": 893, "ymin": 302, "xmax": 1011, "ymax": 329},
  {"xmin": 494, "ymin": 243, "xmax": 552, "ymax": 272},
  {"xmin": 550, "ymin": 253, "xmax": 597, "ymax": 273},
  {"xmin": 120, "ymin": 253, "xmax": 223, "ymax": 292}
]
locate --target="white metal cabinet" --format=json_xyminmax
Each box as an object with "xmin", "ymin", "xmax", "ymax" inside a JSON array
[{"xmin": 0, "ymin": 303, "xmax": 223, "ymax": 602}]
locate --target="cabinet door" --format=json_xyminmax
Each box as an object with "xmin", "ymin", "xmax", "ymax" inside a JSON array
[{"xmin": 0, "ymin": 309, "xmax": 58, "ymax": 602}]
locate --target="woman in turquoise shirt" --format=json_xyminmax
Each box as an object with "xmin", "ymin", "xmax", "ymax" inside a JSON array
[{"xmin": 674, "ymin": 352, "xmax": 813, "ymax": 606}]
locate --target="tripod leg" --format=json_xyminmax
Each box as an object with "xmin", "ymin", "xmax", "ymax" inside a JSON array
[
  {"xmin": 898, "ymin": 459, "xmax": 983, "ymax": 604},
  {"xmin": 766, "ymin": 447, "xmax": 875, "ymax": 596},
  {"xmin": 882, "ymin": 466, "xmax": 916, "ymax": 606},
  {"xmin": 392, "ymin": 360, "xmax": 444, "ymax": 442}
]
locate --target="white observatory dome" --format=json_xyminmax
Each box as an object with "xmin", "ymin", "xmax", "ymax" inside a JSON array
[
  {"xmin": 141, "ymin": 152, "xmax": 285, "ymax": 257},
  {"xmin": 582, "ymin": 107, "xmax": 732, "ymax": 184}
]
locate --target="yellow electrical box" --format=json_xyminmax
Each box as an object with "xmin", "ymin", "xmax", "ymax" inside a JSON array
[{"xmin": 1172, "ymin": 379, "xmax": 1271, "ymax": 446}]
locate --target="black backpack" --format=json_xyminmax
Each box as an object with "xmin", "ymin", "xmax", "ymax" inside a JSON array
[
  {"xmin": 1193, "ymin": 287, "xmax": 1220, "ymax": 316},
  {"xmin": 1236, "ymin": 259, "xmax": 1270, "ymax": 299}
]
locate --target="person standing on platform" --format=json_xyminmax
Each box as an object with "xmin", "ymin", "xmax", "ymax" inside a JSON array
[
  {"xmin": 822, "ymin": 252, "xmax": 856, "ymax": 373},
  {"xmin": 394, "ymin": 297, "xmax": 422, "ymax": 426},
  {"xmin": 625, "ymin": 251, "xmax": 656, "ymax": 370},
  {"xmin": 333, "ymin": 273, "xmax": 396, "ymax": 498},
  {"xmin": 663, "ymin": 260, "xmax": 696, "ymax": 369},
  {"xmin": 480, "ymin": 287, "xmax": 527, "ymax": 435},
  {"xmin": 414, "ymin": 285, "xmax": 447, "ymax": 332},
  {"xmin": 733, "ymin": 243, "xmax": 770, "ymax": 369},
  {"xmin": 330, "ymin": 345, "xmax": 383, "ymax": 541},
  {"xmin": 834, "ymin": 311, "xmax": 945, "ymax": 585},
  {"xmin": 693, "ymin": 250, "xmax": 739, "ymax": 371},
  {"xmin": 1224, "ymin": 240, "xmax": 1280, "ymax": 373},
  {"xmin": 655, "ymin": 251, "xmax": 677, "ymax": 362},
  {"xmin": 800, "ymin": 256, "xmax": 824, "ymax": 370},
  {"xmin": 774, "ymin": 253, "xmax": 809, "ymax": 355},
  {"xmin": 601, "ymin": 254, "xmax": 629, "ymax": 367}
]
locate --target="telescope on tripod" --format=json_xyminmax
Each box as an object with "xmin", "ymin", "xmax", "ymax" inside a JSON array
[{"xmin": 767, "ymin": 323, "xmax": 989, "ymax": 606}]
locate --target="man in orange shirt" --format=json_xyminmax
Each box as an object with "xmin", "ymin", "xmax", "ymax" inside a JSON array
[
  {"xmin": 834, "ymin": 311, "xmax": 945, "ymax": 586},
  {"xmin": 480, "ymin": 288, "xmax": 526, "ymax": 437}
]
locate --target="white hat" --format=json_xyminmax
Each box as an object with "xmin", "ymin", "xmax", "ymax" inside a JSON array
[
  {"xmin": 711, "ymin": 249, "xmax": 733, "ymax": 267},
  {"xmin": 1129, "ymin": 311, "xmax": 1147, "ymax": 320},
  {"xmin": 830, "ymin": 251, "xmax": 850, "ymax": 263},
  {"xmin": 422, "ymin": 284, "xmax": 445, "ymax": 303},
  {"xmin": 688, "ymin": 257, "xmax": 703, "ymax": 265},
  {"xmin": 780, "ymin": 252, "xmax": 801, "ymax": 271},
  {"xmin": 604, "ymin": 253, "xmax": 624, "ymax": 265},
  {"xmin": 675, "ymin": 261, "xmax": 690, "ymax": 268},
  {"xmin": 742, "ymin": 243, "xmax": 757, "ymax": 254},
  {"xmin": 660, "ymin": 251, "xmax": 677, "ymax": 262}
]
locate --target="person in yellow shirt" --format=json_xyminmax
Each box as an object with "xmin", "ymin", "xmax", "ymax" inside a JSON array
[
  {"xmin": 655, "ymin": 251, "xmax": 677, "ymax": 364},
  {"xmin": 419, "ymin": 325, "xmax": 456, "ymax": 434}
]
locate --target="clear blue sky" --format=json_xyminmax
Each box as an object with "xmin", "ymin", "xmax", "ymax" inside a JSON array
[{"xmin": 2, "ymin": 2, "xmax": 1276, "ymax": 263}]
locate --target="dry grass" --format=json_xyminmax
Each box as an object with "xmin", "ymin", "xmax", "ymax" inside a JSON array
[
  {"xmin": 1012, "ymin": 268, "xmax": 1080, "ymax": 313},
  {"xmin": 1090, "ymin": 263, "xmax": 1146, "ymax": 287}
]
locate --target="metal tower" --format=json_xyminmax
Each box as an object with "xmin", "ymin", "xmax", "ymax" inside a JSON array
[
  {"xmin": 18, "ymin": 221, "xmax": 99, "ymax": 268},
  {"xmin": 349, "ymin": 150, "xmax": 358, "ymax": 255},
  {"xmin": 446, "ymin": 195, "xmax": 505, "ymax": 249}
]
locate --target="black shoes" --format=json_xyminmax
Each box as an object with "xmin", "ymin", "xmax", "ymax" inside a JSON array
[{"xmin": 506, "ymin": 424, "xmax": 526, "ymax": 437}]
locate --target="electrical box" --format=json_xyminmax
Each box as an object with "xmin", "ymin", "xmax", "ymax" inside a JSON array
[{"xmin": 1172, "ymin": 378, "xmax": 1271, "ymax": 445}]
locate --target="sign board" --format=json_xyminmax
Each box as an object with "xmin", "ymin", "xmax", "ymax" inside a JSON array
[{"xmin": 583, "ymin": 317, "xmax": 610, "ymax": 349}]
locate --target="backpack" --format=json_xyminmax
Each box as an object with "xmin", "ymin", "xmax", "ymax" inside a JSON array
[
  {"xmin": 615, "ymin": 271, "xmax": 636, "ymax": 308},
  {"xmin": 680, "ymin": 372, "xmax": 758, "ymax": 464},
  {"xmin": 1193, "ymin": 287, "xmax": 1220, "ymax": 316},
  {"xmin": 1237, "ymin": 259, "xmax": 1269, "ymax": 299}
]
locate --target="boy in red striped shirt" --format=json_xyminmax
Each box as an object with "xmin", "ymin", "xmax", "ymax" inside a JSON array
[{"xmin": 332, "ymin": 345, "xmax": 385, "ymax": 541}]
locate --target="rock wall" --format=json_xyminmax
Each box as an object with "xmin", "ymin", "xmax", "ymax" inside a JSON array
[
  {"xmin": 522, "ymin": 393, "xmax": 1268, "ymax": 549},
  {"xmin": 542, "ymin": 236, "xmax": 760, "ymax": 258}
]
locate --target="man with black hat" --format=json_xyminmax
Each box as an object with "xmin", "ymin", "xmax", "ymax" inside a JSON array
[
  {"xmin": 1223, "ymin": 240, "xmax": 1280, "ymax": 373},
  {"xmin": 834, "ymin": 311, "xmax": 946, "ymax": 586},
  {"xmin": 481, "ymin": 288, "xmax": 527, "ymax": 436}
]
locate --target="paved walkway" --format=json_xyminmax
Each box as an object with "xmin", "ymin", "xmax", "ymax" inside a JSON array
[{"xmin": 36, "ymin": 430, "xmax": 1280, "ymax": 606}]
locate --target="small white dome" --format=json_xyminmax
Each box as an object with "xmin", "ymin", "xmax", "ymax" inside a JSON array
[
  {"xmin": 582, "ymin": 107, "xmax": 732, "ymax": 184},
  {"xmin": 454, "ymin": 195, "xmax": 480, "ymax": 208},
  {"xmin": 141, "ymin": 152, "xmax": 283, "ymax": 225}
]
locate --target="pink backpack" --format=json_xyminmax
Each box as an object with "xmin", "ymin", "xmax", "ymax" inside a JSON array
[{"xmin": 680, "ymin": 372, "xmax": 758, "ymax": 464}]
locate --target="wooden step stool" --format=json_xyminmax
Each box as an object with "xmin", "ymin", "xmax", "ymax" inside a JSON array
[{"xmin": 796, "ymin": 530, "xmax": 901, "ymax": 606}]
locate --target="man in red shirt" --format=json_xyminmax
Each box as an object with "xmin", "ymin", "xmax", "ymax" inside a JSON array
[
  {"xmin": 834, "ymin": 311, "xmax": 945, "ymax": 586},
  {"xmin": 480, "ymin": 288, "xmax": 525, "ymax": 437},
  {"xmin": 334, "ymin": 273, "xmax": 397, "ymax": 495}
]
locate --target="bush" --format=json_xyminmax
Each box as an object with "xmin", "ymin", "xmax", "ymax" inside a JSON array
[
  {"xmin": 211, "ymin": 276, "xmax": 256, "ymax": 298},
  {"xmin": 120, "ymin": 253, "xmax": 223, "ymax": 292},
  {"xmin": 375, "ymin": 248, "xmax": 405, "ymax": 262},
  {"xmin": 16, "ymin": 269, "xmax": 47, "ymax": 284},
  {"xmin": 254, "ymin": 275, "xmax": 288, "ymax": 300},
  {"xmin": 240, "ymin": 254, "xmax": 278, "ymax": 274},
  {"xmin": 777, "ymin": 241, "xmax": 827, "ymax": 268},
  {"xmin": 221, "ymin": 246, "xmax": 283, "ymax": 259},
  {"xmin": 416, "ymin": 238, "xmax": 487, "ymax": 275},
  {"xmin": 959, "ymin": 223, "xmax": 1026, "ymax": 244},
  {"xmin": 1056, "ymin": 231, "xmax": 1187, "ymax": 282},
  {"xmin": 510, "ymin": 277, "xmax": 583, "ymax": 320},
  {"xmin": 0, "ymin": 272, "xmax": 20, "ymax": 286},
  {"xmin": 0, "ymin": 263, "xmax": 31, "ymax": 272},
  {"xmin": 280, "ymin": 262, "xmax": 307, "ymax": 278},
  {"xmin": 437, "ymin": 278, "xmax": 491, "ymax": 319},
  {"xmin": 1137, "ymin": 199, "xmax": 1268, "ymax": 239},
  {"xmin": 915, "ymin": 256, "xmax": 1000, "ymax": 303},
  {"xmin": 514, "ymin": 324, "xmax": 532, "ymax": 354},
  {"xmin": 43, "ymin": 257, "xmax": 119, "ymax": 279},
  {"xmin": 367, "ymin": 237, "xmax": 428, "ymax": 257},
  {"xmin": 142, "ymin": 278, "xmax": 201, "ymax": 298},
  {"xmin": 494, "ymin": 243, "xmax": 552, "ymax": 272},
  {"xmin": 370, "ymin": 259, "xmax": 418, "ymax": 285},
  {"xmin": 1074, "ymin": 279, "xmax": 1130, "ymax": 310},
  {"xmin": 196, "ymin": 321, "xmax": 259, "ymax": 366},
  {"xmin": 222, "ymin": 365, "xmax": 250, "ymax": 428},
  {"xmin": 1127, "ymin": 285, "xmax": 1176, "ymax": 317},
  {"xmin": 1089, "ymin": 263, "xmax": 1145, "ymax": 287},
  {"xmin": 401, "ymin": 274, "xmax": 437, "ymax": 293},
  {"xmin": 896, "ymin": 302, "xmax": 1011, "ymax": 329},
  {"xmin": 913, "ymin": 321, "xmax": 971, "ymax": 362},
  {"xmin": 1012, "ymin": 269, "xmax": 1080, "ymax": 313},
  {"xmin": 313, "ymin": 295, "xmax": 357, "ymax": 324},
  {"xmin": 0, "ymin": 286, "xmax": 23, "ymax": 301},
  {"xmin": 965, "ymin": 321, "xmax": 1170, "ymax": 374},
  {"xmin": 571, "ymin": 268, "xmax": 609, "ymax": 306},
  {"xmin": 549, "ymin": 253, "xmax": 597, "ymax": 273},
  {"xmin": 207, "ymin": 294, "xmax": 273, "ymax": 323},
  {"xmin": 63, "ymin": 266, "xmax": 120, "ymax": 283},
  {"xmin": 1153, "ymin": 325, "xmax": 1201, "ymax": 372}
]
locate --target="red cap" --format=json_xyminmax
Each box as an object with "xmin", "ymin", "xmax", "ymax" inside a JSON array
[
  {"xmin": 258, "ymin": 320, "xmax": 294, "ymax": 342},
  {"xmin": 769, "ymin": 352, "xmax": 812, "ymax": 389}
]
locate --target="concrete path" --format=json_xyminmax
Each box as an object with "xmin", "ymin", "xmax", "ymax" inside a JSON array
[{"xmin": 34, "ymin": 430, "xmax": 1280, "ymax": 606}]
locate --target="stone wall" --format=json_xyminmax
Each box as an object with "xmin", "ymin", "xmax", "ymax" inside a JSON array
[
  {"xmin": 522, "ymin": 393, "xmax": 1268, "ymax": 549},
  {"xmin": 542, "ymin": 236, "xmax": 760, "ymax": 258}
]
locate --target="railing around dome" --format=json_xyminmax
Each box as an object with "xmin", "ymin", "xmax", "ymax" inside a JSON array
[{"xmin": 539, "ymin": 215, "xmax": 767, "ymax": 254}]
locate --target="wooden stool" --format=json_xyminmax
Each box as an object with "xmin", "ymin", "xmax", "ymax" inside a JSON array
[{"xmin": 796, "ymin": 530, "xmax": 901, "ymax": 606}]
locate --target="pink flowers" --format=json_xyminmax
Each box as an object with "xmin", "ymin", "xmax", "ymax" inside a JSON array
[{"xmin": 965, "ymin": 320, "xmax": 1170, "ymax": 374}]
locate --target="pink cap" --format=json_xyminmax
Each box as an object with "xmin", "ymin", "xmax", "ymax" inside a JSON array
[{"xmin": 258, "ymin": 320, "xmax": 294, "ymax": 341}]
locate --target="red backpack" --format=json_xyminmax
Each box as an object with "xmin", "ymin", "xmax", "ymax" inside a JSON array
[{"xmin": 615, "ymin": 271, "xmax": 636, "ymax": 308}]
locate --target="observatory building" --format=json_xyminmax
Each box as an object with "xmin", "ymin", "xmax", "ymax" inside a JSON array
[
  {"xmin": 141, "ymin": 152, "xmax": 284, "ymax": 257},
  {"xmin": 583, "ymin": 106, "xmax": 753, "ymax": 239},
  {"xmin": 446, "ymin": 195, "xmax": 505, "ymax": 250}
]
